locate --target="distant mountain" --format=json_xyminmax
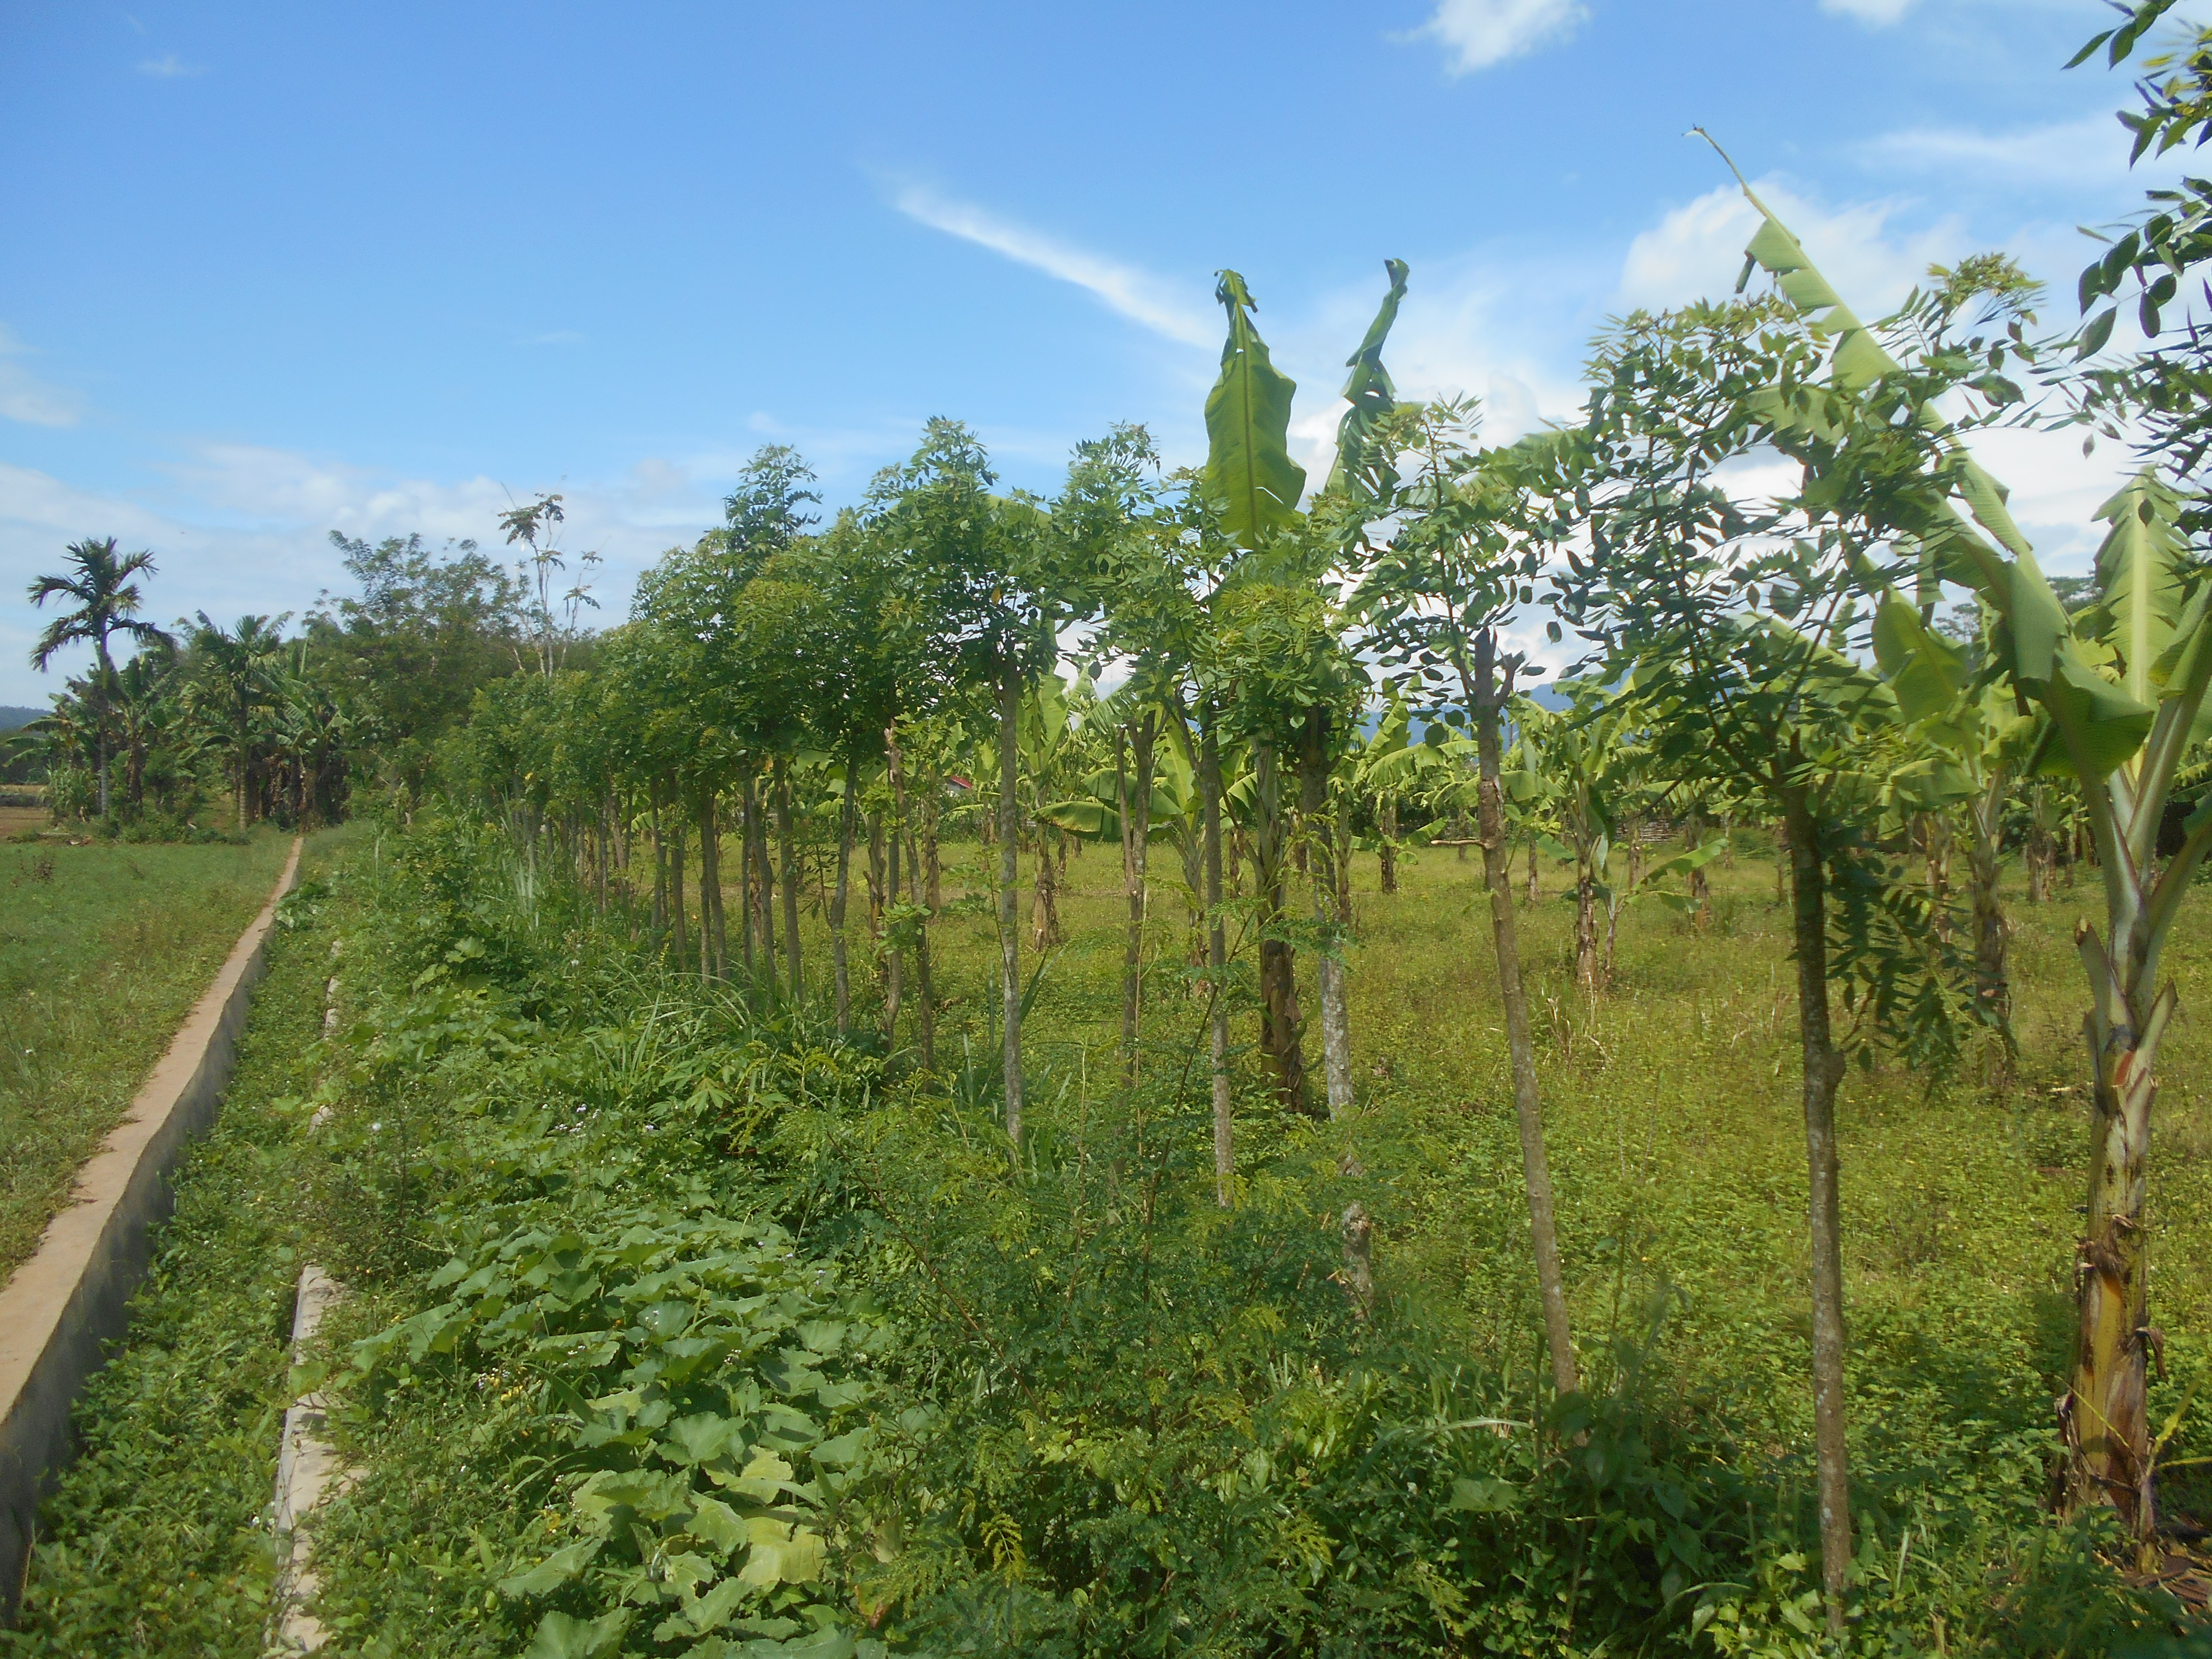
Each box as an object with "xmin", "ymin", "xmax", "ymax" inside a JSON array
[{"xmin": 0, "ymin": 706, "xmax": 43, "ymax": 732}]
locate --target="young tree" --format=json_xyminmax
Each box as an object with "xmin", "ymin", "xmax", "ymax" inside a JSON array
[
  {"xmin": 1557, "ymin": 281, "xmax": 1993, "ymax": 1628},
  {"xmin": 27, "ymin": 537, "xmax": 172, "ymax": 817},
  {"xmin": 1357, "ymin": 398, "xmax": 1580, "ymax": 1398},
  {"xmin": 878, "ymin": 420, "xmax": 1074, "ymax": 1156}
]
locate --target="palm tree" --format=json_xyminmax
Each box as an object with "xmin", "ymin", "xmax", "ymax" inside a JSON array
[
  {"xmin": 185, "ymin": 612, "xmax": 286, "ymax": 831},
  {"xmin": 27, "ymin": 538, "xmax": 172, "ymax": 816}
]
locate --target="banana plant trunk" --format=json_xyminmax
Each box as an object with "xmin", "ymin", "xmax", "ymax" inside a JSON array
[
  {"xmin": 1574, "ymin": 842, "xmax": 1600, "ymax": 991},
  {"xmin": 1781, "ymin": 782, "xmax": 1852, "ymax": 1636},
  {"xmin": 2064, "ymin": 928, "xmax": 2166, "ymax": 1535},
  {"xmin": 2058, "ymin": 764, "xmax": 2196, "ymax": 1542},
  {"xmin": 1471, "ymin": 636, "xmax": 1578, "ymax": 1400},
  {"xmin": 1378, "ymin": 796, "xmax": 1398, "ymax": 895},
  {"xmin": 1032, "ymin": 831, "xmax": 1061, "ymax": 947},
  {"xmin": 1966, "ymin": 769, "xmax": 2010, "ymax": 1028}
]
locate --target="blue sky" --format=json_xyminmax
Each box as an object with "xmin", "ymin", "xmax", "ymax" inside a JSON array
[{"xmin": 0, "ymin": 0, "xmax": 2186, "ymax": 702}]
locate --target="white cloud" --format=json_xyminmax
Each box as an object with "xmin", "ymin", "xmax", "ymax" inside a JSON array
[
  {"xmin": 0, "ymin": 327, "xmax": 83, "ymax": 427},
  {"xmin": 1617, "ymin": 177, "xmax": 1966, "ymax": 316},
  {"xmin": 136, "ymin": 52, "xmax": 204, "ymax": 77},
  {"xmin": 1819, "ymin": 0, "xmax": 1919, "ymax": 22},
  {"xmin": 890, "ymin": 183, "xmax": 1215, "ymax": 346},
  {"xmin": 1853, "ymin": 113, "xmax": 2150, "ymax": 191},
  {"xmin": 1399, "ymin": 0, "xmax": 1588, "ymax": 75}
]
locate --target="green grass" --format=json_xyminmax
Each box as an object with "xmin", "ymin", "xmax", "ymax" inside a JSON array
[
  {"xmin": 0, "ymin": 831, "xmax": 297, "ymax": 1283},
  {"xmin": 919, "ymin": 834, "xmax": 2212, "ymax": 1482}
]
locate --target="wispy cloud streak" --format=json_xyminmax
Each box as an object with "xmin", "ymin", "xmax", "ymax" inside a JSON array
[{"xmin": 890, "ymin": 183, "xmax": 1213, "ymax": 346}]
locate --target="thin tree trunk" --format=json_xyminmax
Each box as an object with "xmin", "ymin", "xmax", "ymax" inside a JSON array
[
  {"xmin": 1924, "ymin": 811, "xmax": 1954, "ymax": 943},
  {"xmin": 831, "ymin": 770, "xmax": 857, "ymax": 1035},
  {"xmin": 1121, "ymin": 711, "xmax": 1157, "ymax": 1081},
  {"xmin": 739, "ymin": 778, "xmax": 757, "ymax": 978},
  {"xmin": 1782, "ymin": 783, "xmax": 1852, "ymax": 1636},
  {"xmin": 1303, "ymin": 714, "xmax": 1353, "ymax": 1118},
  {"xmin": 1378, "ymin": 796, "xmax": 1398, "ymax": 895},
  {"xmin": 651, "ymin": 803, "xmax": 667, "ymax": 935},
  {"xmin": 1967, "ymin": 770, "xmax": 2011, "ymax": 1028},
  {"xmin": 1525, "ymin": 838, "xmax": 1540, "ymax": 906},
  {"xmin": 1202, "ymin": 712, "xmax": 1232, "ymax": 1207},
  {"xmin": 669, "ymin": 820, "xmax": 690, "ymax": 971},
  {"xmin": 700, "ymin": 796, "xmax": 725, "ymax": 979},
  {"xmin": 882, "ymin": 769, "xmax": 902, "ymax": 1042},
  {"xmin": 998, "ymin": 665, "xmax": 1025, "ymax": 1158},
  {"xmin": 1473, "ymin": 637, "xmax": 1578, "ymax": 1399},
  {"xmin": 1335, "ymin": 790, "xmax": 1353, "ymax": 930},
  {"xmin": 909, "ymin": 823, "xmax": 936, "ymax": 1070},
  {"xmin": 1032, "ymin": 830, "xmax": 1061, "ymax": 947},
  {"xmin": 755, "ymin": 774, "xmax": 777, "ymax": 974},
  {"xmin": 777, "ymin": 760, "xmax": 801, "ymax": 998},
  {"xmin": 1252, "ymin": 740, "xmax": 1308, "ymax": 1115},
  {"xmin": 1686, "ymin": 805, "xmax": 1710, "ymax": 927},
  {"xmin": 924, "ymin": 779, "xmax": 942, "ymax": 912},
  {"xmin": 1574, "ymin": 841, "xmax": 1600, "ymax": 991}
]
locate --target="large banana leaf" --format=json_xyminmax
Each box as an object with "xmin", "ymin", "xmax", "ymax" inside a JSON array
[
  {"xmin": 2092, "ymin": 470, "xmax": 2190, "ymax": 707},
  {"xmin": 1204, "ymin": 271, "xmax": 1305, "ymax": 548},
  {"xmin": 1324, "ymin": 258, "xmax": 1410, "ymax": 504},
  {"xmin": 1719, "ymin": 164, "xmax": 2157, "ymax": 780}
]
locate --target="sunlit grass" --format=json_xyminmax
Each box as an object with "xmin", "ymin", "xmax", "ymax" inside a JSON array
[{"xmin": 0, "ymin": 831, "xmax": 297, "ymax": 1282}]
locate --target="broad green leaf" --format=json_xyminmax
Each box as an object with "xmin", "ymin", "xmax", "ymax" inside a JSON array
[
  {"xmin": 1729, "ymin": 171, "xmax": 1900, "ymax": 389},
  {"xmin": 653, "ymin": 1576, "xmax": 752, "ymax": 1641},
  {"xmin": 662, "ymin": 1412, "xmax": 747, "ymax": 1467},
  {"xmin": 717, "ymin": 1450, "xmax": 797, "ymax": 1504},
  {"xmin": 2090, "ymin": 469, "xmax": 2190, "ymax": 706},
  {"xmin": 685, "ymin": 1495, "xmax": 747, "ymax": 1555},
  {"xmin": 525, "ymin": 1608, "xmax": 632, "ymax": 1659},
  {"xmin": 736, "ymin": 1518, "xmax": 827, "ymax": 1588},
  {"xmin": 498, "ymin": 1537, "xmax": 602, "ymax": 1599},
  {"xmin": 1870, "ymin": 593, "xmax": 1965, "ymax": 723},
  {"xmin": 1324, "ymin": 258, "xmax": 1410, "ymax": 503},
  {"xmin": 1203, "ymin": 270, "xmax": 1305, "ymax": 547},
  {"xmin": 1449, "ymin": 1474, "xmax": 1522, "ymax": 1514}
]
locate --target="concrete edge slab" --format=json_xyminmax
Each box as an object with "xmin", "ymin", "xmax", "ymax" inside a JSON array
[{"xmin": 0, "ymin": 836, "xmax": 305, "ymax": 1622}]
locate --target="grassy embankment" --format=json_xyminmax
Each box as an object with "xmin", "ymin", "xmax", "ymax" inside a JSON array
[
  {"xmin": 7, "ymin": 823, "xmax": 2206, "ymax": 1654},
  {"xmin": 0, "ymin": 831, "xmax": 296, "ymax": 1282}
]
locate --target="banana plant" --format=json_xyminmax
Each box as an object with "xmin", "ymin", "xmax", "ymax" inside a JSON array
[
  {"xmin": 1728, "ymin": 167, "xmax": 2212, "ymax": 1543},
  {"xmin": 1871, "ymin": 596, "xmax": 2042, "ymax": 1030},
  {"xmin": 1346, "ymin": 694, "xmax": 1441, "ymax": 895}
]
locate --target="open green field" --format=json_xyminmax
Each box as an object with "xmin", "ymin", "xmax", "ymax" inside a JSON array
[
  {"xmin": 910, "ymin": 830, "xmax": 2212, "ymax": 1491},
  {"xmin": 0, "ymin": 831, "xmax": 295, "ymax": 1283},
  {"xmin": 11, "ymin": 822, "xmax": 2209, "ymax": 1656}
]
